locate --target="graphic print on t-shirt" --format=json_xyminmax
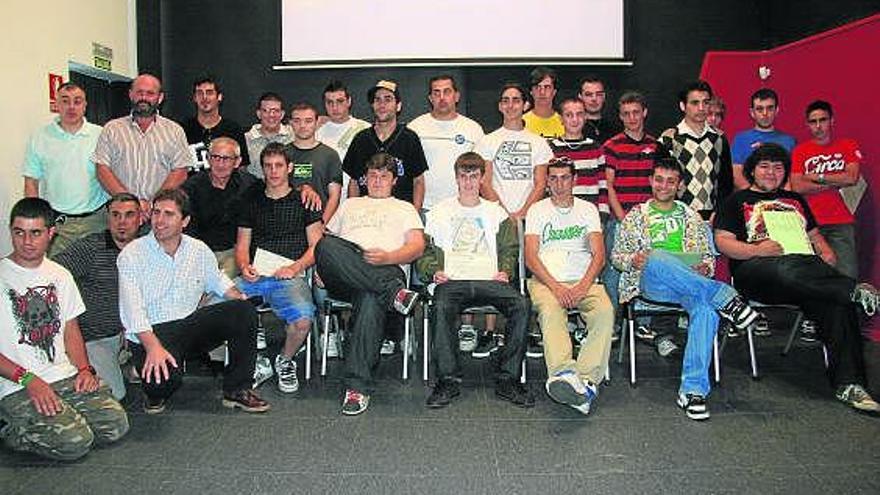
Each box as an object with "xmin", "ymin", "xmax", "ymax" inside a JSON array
[
  {"xmin": 647, "ymin": 204, "xmax": 685, "ymax": 252},
  {"xmin": 802, "ymin": 152, "xmax": 848, "ymax": 175},
  {"xmin": 494, "ymin": 141, "xmax": 535, "ymax": 180},
  {"xmin": 7, "ymin": 285, "xmax": 62, "ymax": 363},
  {"xmin": 743, "ymin": 198, "xmax": 808, "ymax": 243},
  {"xmin": 450, "ymin": 216, "xmax": 490, "ymax": 256}
]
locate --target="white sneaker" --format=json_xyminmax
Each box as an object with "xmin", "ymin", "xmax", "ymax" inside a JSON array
[
  {"xmin": 253, "ymin": 354, "xmax": 274, "ymax": 388},
  {"xmin": 545, "ymin": 370, "xmax": 587, "ymax": 406},
  {"xmin": 326, "ymin": 331, "xmax": 340, "ymax": 358},
  {"xmin": 380, "ymin": 339, "xmax": 395, "ymax": 356},
  {"xmin": 275, "ymin": 354, "xmax": 299, "ymax": 393},
  {"xmin": 458, "ymin": 324, "xmax": 478, "ymax": 352},
  {"xmin": 256, "ymin": 328, "xmax": 267, "ymax": 351}
]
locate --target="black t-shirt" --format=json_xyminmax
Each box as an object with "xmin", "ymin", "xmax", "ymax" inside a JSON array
[
  {"xmin": 238, "ymin": 184, "xmax": 323, "ymax": 261},
  {"xmin": 715, "ymin": 188, "xmax": 818, "ymax": 272},
  {"xmin": 342, "ymin": 124, "xmax": 428, "ymax": 204},
  {"xmin": 182, "ymin": 170, "xmax": 256, "ymax": 251},
  {"xmin": 181, "ymin": 116, "xmax": 251, "ymax": 173},
  {"xmin": 286, "ymin": 143, "xmax": 343, "ymax": 204},
  {"xmin": 584, "ymin": 117, "xmax": 622, "ymax": 147}
]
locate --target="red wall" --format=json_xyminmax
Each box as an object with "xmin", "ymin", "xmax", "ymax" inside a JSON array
[{"xmin": 701, "ymin": 14, "xmax": 880, "ymax": 287}]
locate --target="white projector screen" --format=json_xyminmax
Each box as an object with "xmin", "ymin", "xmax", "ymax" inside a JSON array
[{"xmin": 280, "ymin": 0, "xmax": 625, "ymax": 67}]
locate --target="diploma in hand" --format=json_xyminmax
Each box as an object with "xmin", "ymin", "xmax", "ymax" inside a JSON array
[
  {"xmin": 445, "ymin": 251, "xmax": 495, "ymax": 281},
  {"xmin": 762, "ymin": 211, "xmax": 814, "ymax": 255},
  {"xmin": 253, "ymin": 249, "xmax": 298, "ymax": 277}
]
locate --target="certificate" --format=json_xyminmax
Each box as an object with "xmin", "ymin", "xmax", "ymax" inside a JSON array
[
  {"xmin": 445, "ymin": 251, "xmax": 495, "ymax": 281},
  {"xmin": 762, "ymin": 211, "xmax": 814, "ymax": 255},
  {"xmin": 253, "ymin": 249, "xmax": 298, "ymax": 277}
]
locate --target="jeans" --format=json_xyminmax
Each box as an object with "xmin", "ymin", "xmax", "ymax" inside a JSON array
[
  {"xmin": 818, "ymin": 223, "xmax": 857, "ymax": 280},
  {"xmin": 130, "ymin": 299, "xmax": 258, "ymax": 400},
  {"xmin": 601, "ymin": 217, "xmax": 621, "ymax": 312},
  {"xmin": 236, "ymin": 275, "xmax": 315, "ymax": 324},
  {"xmin": 315, "ymin": 235, "xmax": 407, "ymax": 393},
  {"xmin": 85, "ymin": 334, "xmax": 126, "ymax": 400},
  {"xmin": 733, "ymin": 254, "xmax": 864, "ymax": 387},
  {"xmin": 639, "ymin": 251, "xmax": 737, "ymax": 396},
  {"xmin": 431, "ymin": 280, "xmax": 529, "ymax": 381}
]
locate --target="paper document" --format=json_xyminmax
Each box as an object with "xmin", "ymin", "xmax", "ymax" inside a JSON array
[
  {"xmin": 668, "ymin": 252, "xmax": 703, "ymax": 267},
  {"xmin": 762, "ymin": 211, "xmax": 813, "ymax": 255},
  {"xmin": 445, "ymin": 251, "xmax": 495, "ymax": 281},
  {"xmin": 253, "ymin": 249, "xmax": 297, "ymax": 277},
  {"xmin": 840, "ymin": 176, "xmax": 867, "ymax": 214}
]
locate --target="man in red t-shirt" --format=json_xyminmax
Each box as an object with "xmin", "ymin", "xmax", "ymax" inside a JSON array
[{"xmin": 790, "ymin": 100, "xmax": 862, "ymax": 280}]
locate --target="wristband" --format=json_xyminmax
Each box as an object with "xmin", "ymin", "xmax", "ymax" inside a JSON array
[
  {"xmin": 11, "ymin": 365, "xmax": 26, "ymax": 383},
  {"xmin": 19, "ymin": 371, "xmax": 36, "ymax": 387},
  {"xmin": 78, "ymin": 365, "xmax": 97, "ymax": 376}
]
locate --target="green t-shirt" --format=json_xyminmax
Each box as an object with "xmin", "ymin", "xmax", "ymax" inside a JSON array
[{"xmin": 647, "ymin": 201, "xmax": 686, "ymax": 253}]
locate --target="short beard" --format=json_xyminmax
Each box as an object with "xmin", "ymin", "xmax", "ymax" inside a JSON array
[{"xmin": 132, "ymin": 101, "xmax": 159, "ymax": 118}]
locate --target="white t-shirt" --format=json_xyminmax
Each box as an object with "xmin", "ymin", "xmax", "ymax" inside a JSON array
[
  {"xmin": 476, "ymin": 127, "xmax": 553, "ymax": 213},
  {"xmin": 0, "ymin": 258, "xmax": 85, "ymax": 399},
  {"xmin": 317, "ymin": 117, "xmax": 371, "ymax": 201},
  {"xmin": 525, "ymin": 197, "xmax": 602, "ymax": 282},
  {"xmin": 326, "ymin": 196, "xmax": 424, "ymax": 253},
  {"xmin": 424, "ymin": 197, "xmax": 507, "ymax": 278},
  {"xmin": 408, "ymin": 113, "xmax": 485, "ymax": 210}
]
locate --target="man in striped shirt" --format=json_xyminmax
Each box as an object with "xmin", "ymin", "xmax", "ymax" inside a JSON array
[
  {"xmin": 548, "ymin": 98, "xmax": 607, "ymax": 217},
  {"xmin": 93, "ymin": 74, "xmax": 191, "ymax": 224}
]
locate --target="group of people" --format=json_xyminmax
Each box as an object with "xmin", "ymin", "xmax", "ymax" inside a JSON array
[{"xmin": 2, "ymin": 67, "xmax": 877, "ymax": 461}]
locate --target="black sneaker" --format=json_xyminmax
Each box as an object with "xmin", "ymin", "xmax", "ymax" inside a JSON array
[
  {"xmin": 852, "ymin": 283, "xmax": 879, "ymax": 316},
  {"xmin": 392, "ymin": 289, "xmax": 419, "ymax": 315},
  {"xmin": 677, "ymin": 393, "xmax": 710, "ymax": 421},
  {"xmin": 472, "ymin": 332, "xmax": 499, "ymax": 358},
  {"xmin": 525, "ymin": 334, "xmax": 544, "ymax": 359},
  {"xmin": 143, "ymin": 395, "xmax": 167, "ymax": 415},
  {"xmin": 718, "ymin": 296, "xmax": 759, "ymax": 330},
  {"xmin": 495, "ymin": 378, "xmax": 535, "ymax": 408},
  {"xmin": 426, "ymin": 379, "xmax": 461, "ymax": 409},
  {"xmin": 752, "ymin": 317, "xmax": 772, "ymax": 337}
]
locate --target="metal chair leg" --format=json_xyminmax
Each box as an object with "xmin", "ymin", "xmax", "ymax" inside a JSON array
[
  {"xmin": 713, "ymin": 334, "xmax": 720, "ymax": 385},
  {"xmin": 403, "ymin": 315, "xmax": 410, "ymax": 380},
  {"xmin": 321, "ymin": 310, "xmax": 330, "ymax": 377},
  {"xmin": 422, "ymin": 301, "xmax": 430, "ymax": 382},
  {"xmin": 628, "ymin": 316, "xmax": 636, "ymax": 387},
  {"xmin": 305, "ymin": 327, "xmax": 312, "ymax": 380},
  {"xmin": 746, "ymin": 323, "xmax": 759, "ymax": 379}
]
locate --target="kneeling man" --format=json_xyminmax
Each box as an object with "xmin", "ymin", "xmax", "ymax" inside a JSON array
[
  {"xmin": 1, "ymin": 198, "xmax": 128, "ymax": 460},
  {"xmin": 417, "ymin": 152, "xmax": 533, "ymax": 409}
]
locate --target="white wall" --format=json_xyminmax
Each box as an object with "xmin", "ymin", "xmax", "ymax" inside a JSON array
[{"xmin": 0, "ymin": 0, "xmax": 136, "ymax": 253}]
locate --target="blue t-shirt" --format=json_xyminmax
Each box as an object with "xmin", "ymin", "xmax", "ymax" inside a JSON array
[{"xmin": 731, "ymin": 128, "xmax": 796, "ymax": 165}]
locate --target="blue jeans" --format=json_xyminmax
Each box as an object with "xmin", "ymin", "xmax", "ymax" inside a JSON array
[
  {"xmin": 236, "ymin": 276, "xmax": 315, "ymax": 324},
  {"xmin": 639, "ymin": 251, "xmax": 737, "ymax": 396},
  {"xmin": 602, "ymin": 218, "xmax": 621, "ymax": 312}
]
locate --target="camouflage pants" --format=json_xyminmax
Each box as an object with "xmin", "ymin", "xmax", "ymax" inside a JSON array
[{"xmin": 0, "ymin": 375, "xmax": 129, "ymax": 461}]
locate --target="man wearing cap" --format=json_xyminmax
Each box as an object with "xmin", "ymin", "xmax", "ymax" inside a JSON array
[{"xmin": 343, "ymin": 79, "xmax": 429, "ymax": 210}]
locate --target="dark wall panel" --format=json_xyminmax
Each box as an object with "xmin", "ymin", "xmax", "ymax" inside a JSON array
[{"xmin": 138, "ymin": 0, "xmax": 874, "ymax": 136}]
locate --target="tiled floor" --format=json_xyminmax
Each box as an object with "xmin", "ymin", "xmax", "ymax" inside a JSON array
[{"xmin": 2, "ymin": 327, "xmax": 879, "ymax": 494}]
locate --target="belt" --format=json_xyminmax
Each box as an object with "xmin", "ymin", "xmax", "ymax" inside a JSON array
[{"xmin": 56, "ymin": 201, "xmax": 109, "ymax": 219}]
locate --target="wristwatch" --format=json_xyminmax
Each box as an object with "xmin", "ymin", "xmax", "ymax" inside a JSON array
[{"xmin": 817, "ymin": 173, "xmax": 826, "ymax": 185}]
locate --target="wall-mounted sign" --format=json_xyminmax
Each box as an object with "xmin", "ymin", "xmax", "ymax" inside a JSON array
[
  {"xmin": 92, "ymin": 42, "xmax": 113, "ymax": 71},
  {"xmin": 48, "ymin": 73, "xmax": 64, "ymax": 113}
]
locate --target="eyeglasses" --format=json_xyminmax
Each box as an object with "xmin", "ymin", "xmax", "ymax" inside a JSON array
[{"xmin": 209, "ymin": 154, "xmax": 238, "ymax": 162}]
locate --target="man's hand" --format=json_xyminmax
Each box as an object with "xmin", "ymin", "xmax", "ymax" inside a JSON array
[
  {"xmin": 313, "ymin": 271, "xmax": 325, "ymax": 288},
  {"xmin": 274, "ymin": 262, "xmax": 302, "ymax": 280},
  {"xmin": 492, "ymin": 272, "xmax": 509, "ymax": 283},
  {"xmin": 568, "ymin": 283, "xmax": 591, "ymax": 306},
  {"xmin": 433, "ymin": 271, "xmax": 450, "ymax": 284},
  {"xmin": 224, "ymin": 286, "xmax": 247, "ymax": 301},
  {"xmin": 241, "ymin": 264, "xmax": 260, "ymax": 282},
  {"xmin": 510, "ymin": 208, "xmax": 527, "ymax": 221},
  {"xmin": 300, "ymin": 185, "xmax": 322, "ymax": 211},
  {"xmin": 632, "ymin": 250, "xmax": 650, "ymax": 270},
  {"xmin": 550, "ymin": 283, "xmax": 574, "ymax": 308},
  {"xmin": 141, "ymin": 344, "xmax": 178, "ymax": 384},
  {"xmin": 752, "ymin": 240, "xmax": 784, "ymax": 257},
  {"xmin": 820, "ymin": 248, "xmax": 837, "ymax": 267},
  {"xmin": 363, "ymin": 248, "xmax": 391, "ymax": 265},
  {"xmin": 139, "ymin": 199, "xmax": 152, "ymax": 223},
  {"xmin": 26, "ymin": 376, "xmax": 64, "ymax": 416},
  {"xmin": 74, "ymin": 368, "xmax": 100, "ymax": 394}
]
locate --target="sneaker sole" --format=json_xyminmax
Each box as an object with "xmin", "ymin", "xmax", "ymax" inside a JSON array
[
  {"xmin": 676, "ymin": 398, "xmax": 710, "ymax": 421},
  {"xmin": 471, "ymin": 348, "xmax": 498, "ymax": 358},
  {"xmin": 222, "ymin": 399, "xmax": 270, "ymax": 413},
  {"xmin": 341, "ymin": 401, "xmax": 370, "ymax": 416},
  {"xmin": 277, "ymin": 381, "xmax": 300, "ymax": 393},
  {"xmin": 546, "ymin": 380, "xmax": 587, "ymax": 406},
  {"xmin": 525, "ymin": 350, "xmax": 544, "ymax": 359},
  {"xmin": 143, "ymin": 404, "xmax": 166, "ymax": 415}
]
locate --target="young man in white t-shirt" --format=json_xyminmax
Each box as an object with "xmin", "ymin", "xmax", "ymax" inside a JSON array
[
  {"xmin": 316, "ymin": 153, "xmax": 425, "ymax": 416},
  {"xmin": 416, "ymin": 152, "xmax": 533, "ymax": 409},
  {"xmin": 315, "ymin": 80, "xmax": 370, "ymax": 202},
  {"xmin": 0, "ymin": 198, "xmax": 128, "ymax": 460},
  {"xmin": 524, "ymin": 158, "xmax": 613, "ymax": 415},
  {"xmin": 408, "ymin": 75, "xmax": 485, "ymax": 211},
  {"xmin": 477, "ymin": 82, "xmax": 554, "ymax": 221}
]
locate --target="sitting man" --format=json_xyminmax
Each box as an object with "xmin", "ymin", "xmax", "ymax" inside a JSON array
[
  {"xmin": 235, "ymin": 142, "xmax": 324, "ymax": 393},
  {"xmin": 316, "ymin": 153, "xmax": 424, "ymax": 416},
  {"xmin": 54, "ymin": 193, "xmax": 144, "ymax": 400},
  {"xmin": 416, "ymin": 152, "xmax": 533, "ymax": 409},
  {"xmin": 0, "ymin": 198, "xmax": 128, "ymax": 460},
  {"xmin": 118, "ymin": 188, "xmax": 269, "ymax": 414},
  {"xmin": 525, "ymin": 157, "xmax": 614, "ymax": 415},
  {"xmin": 612, "ymin": 157, "xmax": 758, "ymax": 421},
  {"xmin": 715, "ymin": 143, "xmax": 880, "ymax": 414}
]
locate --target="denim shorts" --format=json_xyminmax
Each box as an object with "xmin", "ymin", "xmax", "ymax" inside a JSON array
[{"xmin": 235, "ymin": 276, "xmax": 315, "ymax": 324}]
